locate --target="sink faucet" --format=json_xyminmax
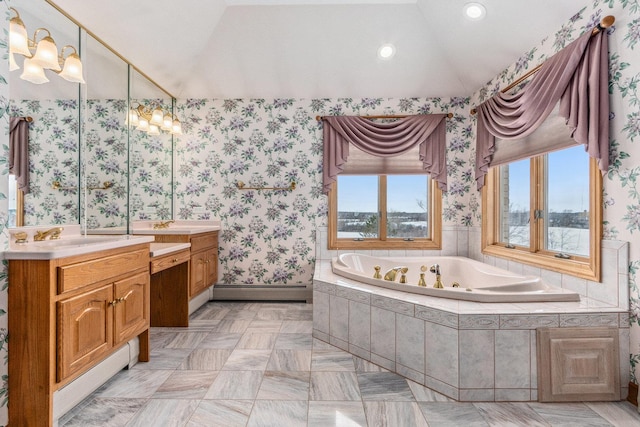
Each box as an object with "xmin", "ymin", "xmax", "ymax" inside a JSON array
[
  {"xmin": 430, "ymin": 264, "xmax": 444, "ymax": 288},
  {"xmin": 384, "ymin": 266, "xmax": 408, "ymax": 282},
  {"xmin": 153, "ymin": 220, "xmax": 175, "ymax": 229},
  {"xmin": 34, "ymin": 227, "xmax": 64, "ymax": 241}
]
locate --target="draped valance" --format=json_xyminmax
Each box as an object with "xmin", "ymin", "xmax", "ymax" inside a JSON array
[
  {"xmin": 322, "ymin": 114, "xmax": 448, "ymax": 194},
  {"xmin": 474, "ymin": 28, "xmax": 609, "ymax": 189}
]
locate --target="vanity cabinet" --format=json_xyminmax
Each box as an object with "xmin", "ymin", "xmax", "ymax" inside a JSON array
[
  {"xmin": 153, "ymin": 231, "xmax": 219, "ymax": 298},
  {"xmin": 189, "ymin": 233, "xmax": 218, "ymax": 297},
  {"xmin": 8, "ymin": 243, "xmax": 151, "ymax": 426}
]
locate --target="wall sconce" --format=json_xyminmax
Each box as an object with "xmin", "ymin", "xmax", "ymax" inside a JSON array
[
  {"xmin": 9, "ymin": 7, "xmax": 85, "ymax": 84},
  {"xmin": 127, "ymin": 104, "xmax": 183, "ymax": 135}
]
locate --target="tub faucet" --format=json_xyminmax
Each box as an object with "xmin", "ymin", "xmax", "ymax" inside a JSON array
[
  {"xmin": 430, "ymin": 264, "xmax": 444, "ymax": 288},
  {"xmin": 34, "ymin": 227, "xmax": 64, "ymax": 241},
  {"xmin": 384, "ymin": 266, "xmax": 408, "ymax": 282}
]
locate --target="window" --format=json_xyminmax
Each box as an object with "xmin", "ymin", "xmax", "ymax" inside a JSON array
[
  {"xmin": 328, "ymin": 174, "xmax": 441, "ymax": 249},
  {"xmin": 482, "ymin": 145, "xmax": 601, "ymax": 281}
]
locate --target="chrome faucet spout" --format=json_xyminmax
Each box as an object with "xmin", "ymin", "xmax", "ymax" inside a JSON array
[
  {"xmin": 429, "ymin": 264, "xmax": 444, "ymax": 288},
  {"xmin": 429, "ymin": 264, "xmax": 441, "ymax": 276}
]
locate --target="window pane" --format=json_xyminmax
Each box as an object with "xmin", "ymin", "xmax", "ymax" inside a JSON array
[
  {"xmin": 387, "ymin": 175, "xmax": 429, "ymax": 239},
  {"xmin": 498, "ymin": 160, "xmax": 530, "ymax": 247},
  {"xmin": 337, "ymin": 175, "xmax": 379, "ymax": 239},
  {"xmin": 545, "ymin": 146, "xmax": 589, "ymax": 256}
]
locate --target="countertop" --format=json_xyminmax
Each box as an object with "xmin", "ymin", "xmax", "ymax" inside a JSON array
[{"xmin": 150, "ymin": 242, "xmax": 191, "ymax": 258}]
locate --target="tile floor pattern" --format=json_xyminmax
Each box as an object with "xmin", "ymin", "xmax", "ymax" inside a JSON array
[{"xmin": 60, "ymin": 301, "xmax": 640, "ymax": 427}]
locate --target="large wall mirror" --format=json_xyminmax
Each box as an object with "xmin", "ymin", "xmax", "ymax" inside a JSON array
[
  {"xmin": 9, "ymin": 0, "xmax": 175, "ymax": 232},
  {"xmin": 128, "ymin": 70, "xmax": 174, "ymax": 225},
  {"xmin": 81, "ymin": 31, "xmax": 129, "ymax": 233},
  {"xmin": 9, "ymin": 1, "xmax": 81, "ymax": 227}
]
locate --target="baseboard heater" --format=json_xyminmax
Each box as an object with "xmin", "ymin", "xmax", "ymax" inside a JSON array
[{"xmin": 211, "ymin": 284, "xmax": 312, "ymax": 302}]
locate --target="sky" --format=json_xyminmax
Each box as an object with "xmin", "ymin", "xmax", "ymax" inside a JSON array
[
  {"xmin": 337, "ymin": 145, "xmax": 589, "ymax": 215},
  {"xmin": 338, "ymin": 175, "xmax": 428, "ymax": 213},
  {"xmin": 508, "ymin": 145, "xmax": 589, "ymax": 213}
]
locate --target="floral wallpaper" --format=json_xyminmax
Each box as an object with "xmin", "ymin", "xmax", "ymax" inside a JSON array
[
  {"xmin": 1, "ymin": 2, "xmax": 11, "ymax": 424},
  {"xmin": 175, "ymin": 97, "xmax": 473, "ymax": 285},
  {"xmin": 0, "ymin": 0, "xmax": 639, "ymax": 423},
  {"xmin": 469, "ymin": 0, "xmax": 640, "ymax": 384}
]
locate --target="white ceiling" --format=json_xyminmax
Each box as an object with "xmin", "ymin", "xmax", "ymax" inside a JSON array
[{"xmin": 48, "ymin": 0, "xmax": 587, "ymax": 99}]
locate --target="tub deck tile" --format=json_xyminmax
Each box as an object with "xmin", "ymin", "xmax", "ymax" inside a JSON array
[
  {"xmin": 459, "ymin": 314, "xmax": 499, "ymax": 329},
  {"xmin": 371, "ymin": 294, "xmax": 415, "ymax": 316},
  {"xmin": 499, "ymin": 314, "xmax": 559, "ymax": 329},
  {"xmin": 559, "ymin": 313, "xmax": 619, "ymax": 327},
  {"xmin": 415, "ymin": 306, "xmax": 458, "ymax": 328}
]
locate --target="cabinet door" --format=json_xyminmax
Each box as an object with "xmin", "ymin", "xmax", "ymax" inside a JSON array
[
  {"xmin": 206, "ymin": 248, "xmax": 218, "ymax": 286},
  {"xmin": 190, "ymin": 251, "xmax": 208, "ymax": 297},
  {"xmin": 113, "ymin": 271, "xmax": 149, "ymax": 345},
  {"xmin": 57, "ymin": 284, "xmax": 113, "ymax": 382}
]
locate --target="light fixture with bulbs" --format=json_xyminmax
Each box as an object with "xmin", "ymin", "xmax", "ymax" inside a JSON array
[
  {"xmin": 9, "ymin": 7, "xmax": 85, "ymax": 84},
  {"xmin": 127, "ymin": 104, "xmax": 183, "ymax": 135}
]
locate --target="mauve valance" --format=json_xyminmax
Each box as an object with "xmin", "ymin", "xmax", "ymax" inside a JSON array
[
  {"xmin": 322, "ymin": 114, "xmax": 448, "ymax": 194},
  {"xmin": 474, "ymin": 28, "xmax": 609, "ymax": 190}
]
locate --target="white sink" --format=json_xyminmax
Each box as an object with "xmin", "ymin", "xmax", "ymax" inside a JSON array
[{"xmin": 4, "ymin": 234, "xmax": 155, "ymax": 260}]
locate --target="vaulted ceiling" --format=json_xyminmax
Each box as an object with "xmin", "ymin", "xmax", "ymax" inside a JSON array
[{"xmin": 50, "ymin": 0, "xmax": 587, "ymax": 99}]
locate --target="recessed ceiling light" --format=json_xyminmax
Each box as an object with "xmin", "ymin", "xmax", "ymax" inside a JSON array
[
  {"xmin": 378, "ymin": 43, "xmax": 396, "ymax": 60},
  {"xmin": 463, "ymin": 2, "xmax": 486, "ymax": 20}
]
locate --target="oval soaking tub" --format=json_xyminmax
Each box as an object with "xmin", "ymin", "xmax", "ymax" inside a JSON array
[{"xmin": 331, "ymin": 253, "xmax": 580, "ymax": 303}]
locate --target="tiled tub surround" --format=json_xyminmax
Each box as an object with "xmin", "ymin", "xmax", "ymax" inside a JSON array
[{"xmin": 312, "ymin": 239, "xmax": 630, "ymax": 402}]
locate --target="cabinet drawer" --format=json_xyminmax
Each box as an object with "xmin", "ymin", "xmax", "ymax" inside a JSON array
[
  {"xmin": 190, "ymin": 233, "xmax": 218, "ymax": 252},
  {"xmin": 58, "ymin": 248, "xmax": 149, "ymax": 294},
  {"xmin": 150, "ymin": 249, "xmax": 190, "ymax": 274}
]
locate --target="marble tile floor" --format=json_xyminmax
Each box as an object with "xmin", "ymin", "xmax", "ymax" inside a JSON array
[{"xmin": 60, "ymin": 301, "xmax": 640, "ymax": 427}]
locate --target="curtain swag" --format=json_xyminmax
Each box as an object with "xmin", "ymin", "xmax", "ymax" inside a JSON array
[
  {"xmin": 474, "ymin": 28, "xmax": 610, "ymax": 190},
  {"xmin": 322, "ymin": 114, "xmax": 448, "ymax": 194},
  {"xmin": 9, "ymin": 117, "xmax": 31, "ymax": 194}
]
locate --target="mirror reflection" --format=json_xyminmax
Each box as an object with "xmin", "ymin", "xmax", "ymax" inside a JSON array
[
  {"xmin": 8, "ymin": 2, "xmax": 81, "ymax": 227},
  {"xmin": 128, "ymin": 70, "xmax": 174, "ymax": 224},
  {"xmin": 8, "ymin": 0, "xmax": 177, "ymax": 233},
  {"xmin": 82, "ymin": 32, "xmax": 129, "ymax": 233}
]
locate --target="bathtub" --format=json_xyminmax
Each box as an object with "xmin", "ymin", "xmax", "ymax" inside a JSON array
[{"xmin": 331, "ymin": 253, "xmax": 580, "ymax": 303}]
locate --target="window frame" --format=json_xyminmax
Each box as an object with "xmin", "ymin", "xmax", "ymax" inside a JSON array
[
  {"xmin": 481, "ymin": 155, "xmax": 602, "ymax": 281},
  {"xmin": 328, "ymin": 174, "xmax": 442, "ymax": 250}
]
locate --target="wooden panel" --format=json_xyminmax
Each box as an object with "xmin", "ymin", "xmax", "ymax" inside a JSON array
[
  {"xmin": 207, "ymin": 249, "xmax": 218, "ymax": 286},
  {"xmin": 58, "ymin": 248, "xmax": 149, "ymax": 294},
  {"xmin": 150, "ymin": 249, "xmax": 190, "ymax": 274},
  {"xmin": 150, "ymin": 262, "xmax": 190, "ymax": 327},
  {"xmin": 113, "ymin": 272, "xmax": 150, "ymax": 345},
  {"xmin": 538, "ymin": 327, "xmax": 619, "ymax": 402},
  {"xmin": 191, "ymin": 233, "xmax": 218, "ymax": 252},
  {"xmin": 152, "ymin": 234, "xmax": 191, "ymax": 244},
  {"xmin": 190, "ymin": 251, "xmax": 207, "ymax": 297},
  {"xmin": 8, "ymin": 259, "xmax": 56, "ymax": 426},
  {"xmin": 57, "ymin": 285, "xmax": 113, "ymax": 382}
]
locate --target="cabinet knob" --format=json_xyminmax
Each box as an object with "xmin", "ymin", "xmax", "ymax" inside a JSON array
[{"xmin": 172, "ymin": 258, "xmax": 178, "ymax": 263}]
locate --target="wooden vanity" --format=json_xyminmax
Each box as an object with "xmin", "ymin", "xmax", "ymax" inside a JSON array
[
  {"xmin": 149, "ymin": 243, "xmax": 191, "ymax": 326},
  {"xmin": 7, "ymin": 240, "xmax": 152, "ymax": 426},
  {"xmin": 150, "ymin": 230, "xmax": 219, "ymax": 311},
  {"xmin": 134, "ymin": 221, "xmax": 220, "ymax": 324}
]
